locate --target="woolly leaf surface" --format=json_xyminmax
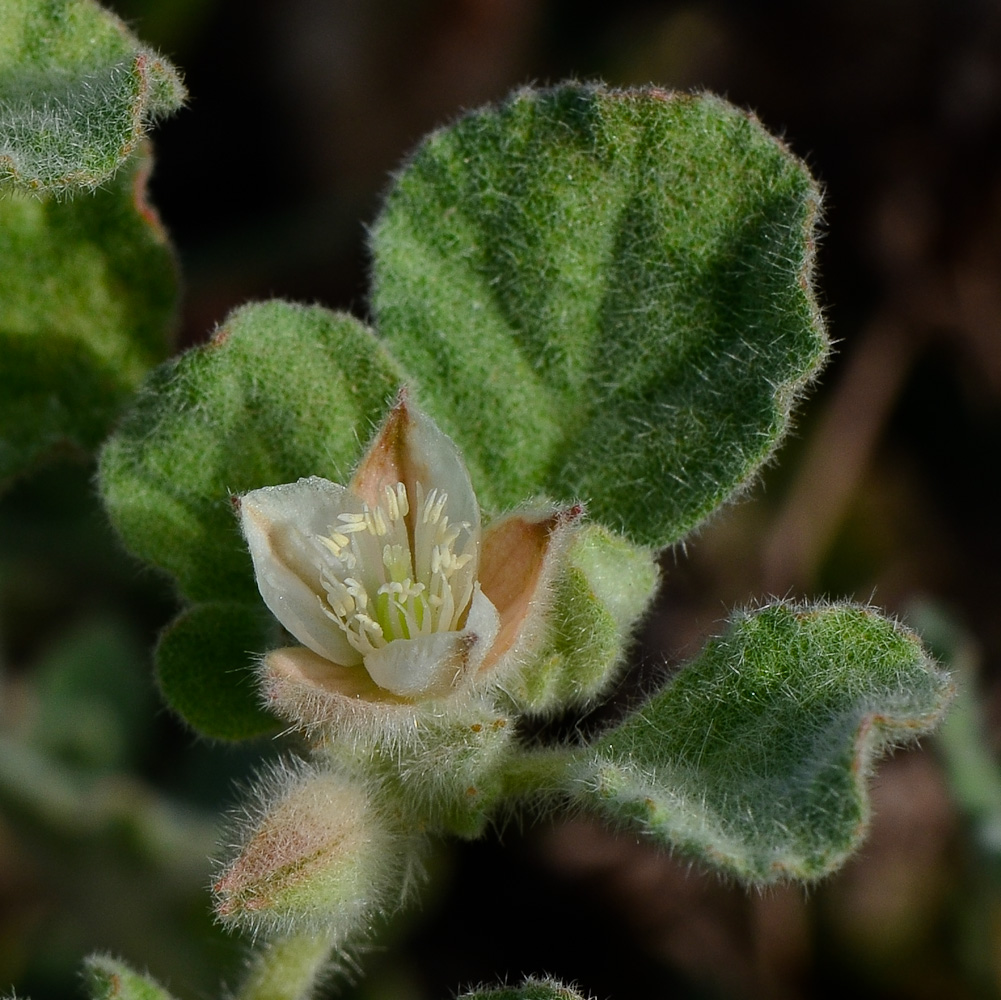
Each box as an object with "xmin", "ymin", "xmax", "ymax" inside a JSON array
[
  {"xmin": 0, "ymin": 148, "xmax": 176, "ymax": 488},
  {"xmin": 0, "ymin": 0, "xmax": 185, "ymax": 193},
  {"xmin": 577, "ymin": 602, "xmax": 954, "ymax": 882},
  {"xmin": 371, "ymin": 84, "xmax": 826, "ymax": 546}
]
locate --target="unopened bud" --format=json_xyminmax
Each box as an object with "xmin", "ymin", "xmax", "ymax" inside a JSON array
[{"xmin": 214, "ymin": 762, "xmax": 408, "ymax": 936}]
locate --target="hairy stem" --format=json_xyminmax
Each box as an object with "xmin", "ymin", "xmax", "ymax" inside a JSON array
[
  {"xmin": 236, "ymin": 932, "xmax": 337, "ymax": 1000},
  {"xmin": 498, "ymin": 745, "xmax": 582, "ymax": 801}
]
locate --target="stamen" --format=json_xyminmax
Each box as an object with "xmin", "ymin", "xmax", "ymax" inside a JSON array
[
  {"xmin": 429, "ymin": 492, "xmax": 448, "ymax": 524},
  {"xmin": 395, "ymin": 482, "xmax": 409, "ymax": 517},
  {"xmin": 316, "ymin": 478, "xmax": 476, "ymax": 653},
  {"xmin": 337, "ymin": 513, "xmax": 370, "ymax": 534}
]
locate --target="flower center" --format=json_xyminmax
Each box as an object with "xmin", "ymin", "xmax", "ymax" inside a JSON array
[{"xmin": 314, "ymin": 482, "xmax": 476, "ymax": 656}]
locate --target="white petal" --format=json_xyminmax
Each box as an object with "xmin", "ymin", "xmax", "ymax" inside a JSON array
[
  {"xmin": 462, "ymin": 585, "xmax": 500, "ymax": 671},
  {"xmin": 362, "ymin": 586, "xmax": 500, "ymax": 698},
  {"xmin": 405, "ymin": 404, "xmax": 480, "ymax": 533},
  {"xmin": 240, "ymin": 478, "xmax": 362, "ymax": 666},
  {"xmin": 362, "ymin": 632, "xmax": 474, "ymax": 698},
  {"xmin": 352, "ymin": 395, "xmax": 481, "ymax": 537}
]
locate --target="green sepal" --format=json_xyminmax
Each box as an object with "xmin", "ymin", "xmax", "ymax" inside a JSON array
[
  {"xmin": 155, "ymin": 601, "xmax": 281, "ymax": 741},
  {"xmin": 321, "ymin": 702, "xmax": 516, "ymax": 840},
  {"xmin": 576, "ymin": 601, "xmax": 954, "ymax": 883},
  {"xmin": 83, "ymin": 955, "xmax": 179, "ymax": 1000},
  {"xmin": 457, "ymin": 979, "xmax": 589, "ymax": 1000},
  {"xmin": 99, "ymin": 301, "xmax": 407, "ymax": 605},
  {"xmin": 0, "ymin": 147, "xmax": 176, "ymax": 488},
  {"xmin": 371, "ymin": 84, "xmax": 826, "ymax": 546},
  {"xmin": 0, "ymin": 0, "xmax": 185, "ymax": 193},
  {"xmin": 507, "ymin": 524, "xmax": 659, "ymax": 714}
]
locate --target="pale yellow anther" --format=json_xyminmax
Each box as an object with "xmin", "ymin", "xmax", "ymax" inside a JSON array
[
  {"xmin": 354, "ymin": 613, "xmax": 383, "ymax": 634},
  {"xmin": 337, "ymin": 515, "xmax": 369, "ymax": 535},
  {"xmin": 395, "ymin": 482, "xmax": 409, "ymax": 517},
  {"xmin": 344, "ymin": 578, "xmax": 368, "ymax": 606},
  {"xmin": 318, "ymin": 534, "xmax": 344, "ymax": 560},
  {"xmin": 383, "ymin": 485, "xmax": 399, "ymax": 521}
]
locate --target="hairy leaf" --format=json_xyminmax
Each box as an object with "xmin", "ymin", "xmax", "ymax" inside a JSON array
[
  {"xmin": 576, "ymin": 602, "xmax": 953, "ymax": 883},
  {"xmin": 0, "ymin": 0, "xmax": 185, "ymax": 193},
  {"xmin": 0, "ymin": 147, "xmax": 177, "ymax": 487},
  {"xmin": 372, "ymin": 84, "xmax": 826, "ymax": 547}
]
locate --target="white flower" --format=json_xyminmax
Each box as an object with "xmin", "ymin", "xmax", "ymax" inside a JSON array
[{"xmin": 237, "ymin": 392, "xmax": 578, "ymax": 730}]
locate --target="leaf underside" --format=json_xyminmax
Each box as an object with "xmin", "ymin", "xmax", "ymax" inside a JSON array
[
  {"xmin": 0, "ymin": 0, "xmax": 185, "ymax": 194},
  {"xmin": 155, "ymin": 601, "xmax": 281, "ymax": 741}
]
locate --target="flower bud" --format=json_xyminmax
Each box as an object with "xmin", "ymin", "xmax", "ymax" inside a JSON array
[{"xmin": 214, "ymin": 762, "xmax": 412, "ymax": 937}]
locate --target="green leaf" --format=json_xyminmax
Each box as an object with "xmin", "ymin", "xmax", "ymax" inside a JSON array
[
  {"xmin": 371, "ymin": 84, "xmax": 826, "ymax": 547},
  {"xmin": 99, "ymin": 301, "xmax": 406, "ymax": 605},
  {"xmin": 83, "ymin": 955, "xmax": 179, "ymax": 1000},
  {"xmin": 0, "ymin": 0, "xmax": 185, "ymax": 193},
  {"xmin": 155, "ymin": 601, "xmax": 281, "ymax": 741},
  {"xmin": 576, "ymin": 602, "xmax": 954, "ymax": 883},
  {"xmin": 457, "ymin": 979, "xmax": 590, "ymax": 1000},
  {"xmin": 0, "ymin": 147, "xmax": 177, "ymax": 487}
]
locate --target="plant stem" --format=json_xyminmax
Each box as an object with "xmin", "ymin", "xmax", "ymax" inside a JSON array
[
  {"xmin": 236, "ymin": 932, "xmax": 337, "ymax": 1000},
  {"xmin": 498, "ymin": 744, "xmax": 583, "ymax": 801}
]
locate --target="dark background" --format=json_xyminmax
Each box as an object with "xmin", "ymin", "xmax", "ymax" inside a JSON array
[{"xmin": 3, "ymin": 1, "xmax": 1001, "ymax": 997}]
